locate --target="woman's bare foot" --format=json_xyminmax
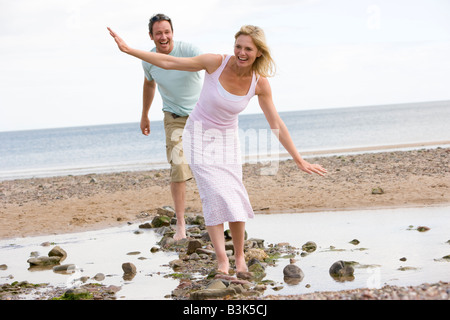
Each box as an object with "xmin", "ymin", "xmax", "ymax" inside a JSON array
[
  {"xmin": 235, "ymin": 255, "xmax": 248, "ymax": 273},
  {"xmin": 217, "ymin": 260, "xmax": 230, "ymax": 274}
]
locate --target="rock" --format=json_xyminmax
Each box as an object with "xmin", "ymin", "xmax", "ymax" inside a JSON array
[
  {"xmin": 200, "ymin": 231, "xmax": 211, "ymax": 242},
  {"xmin": 48, "ymin": 246, "xmax": 67, "ymax": 262},
  {"xmin": 206, "ymin": 279, "xmax": 227, "ymax": 290},
  {"xmin": 187, "ymin": 240, "xmax": 202, "ymax": 255},
  {"xmin": 349, "ymin": 239, "xmax": 360, "ymax": 245},
  {"xmin": 159, "ymin": 236, "xmax": 176, "ymax": 249},
  {"xmin": 27, "ymin": 256, "xmax": 61, "ymax": 267},
  {"xmin": 283, "ymin": 264, "xmax": 304, "ymax": 279},
  {"xmin": 190, "ymin": 215, "xmax": 205, "ymax": 226},
  {"xmin": 157, "ymin": 206, "xmax": 176, "ymax": 218},
  {"xmin": 151, "ymin": 215, "xmax": 171, "ymax": 228},
  {"xmin": 247, "ymin": 238, "xmax": 265, "ymax": 248},
  {"xmin": 0, "ymin": 264, "xmax": 7, "ymax": 270},
  {"xmin": 248, "ymin": 258, "xmax": 265, "ymax": 272},
  {"xmin": 302, "ymin": 241, "xmax": 317, "ymax": 253},
  {"xmin": 196, "ymin": 248, "xmax": 215, "ymax": 256},
  {"xmin": 189, "ymin": 253, "xmax": 200, "ymax": 261},
  {"xmin": 138, "ymin": 222, "xmax": 152, "ymax": 229},
  {"xmin": 121, "ymin": 262, "xmax": 136, "ymax": 275},
  {"xmin": 371, "ymin": 187, "xmax": 384, "ymax": 195},
  {"xmin": 190, "ymin": 287, "xmax": 237, "ymax": 300},
  {"xmin": 169, "ymin": 259, "xmax": 184, "ymax": 269},
  {"xmin": 329, "ymin": 260, "xmax": 355, "ymax": 280},
  {"xmin": 53, "ymin": 264, "xmax": 76, "ymax": 272},
  {"xmin": 127, "ymin": 251, "xmax": 141, "ymax": 255},
  {"xmin": 417, "ymin": 226, "xmax": 430, "ymax": 232},
  {"xmin": 94, "ymin": 273, "xmax": 105, "ymax": 281},
  {"xmin": 245, "ymin": 248, "xmax": 268, "ymax": 262},
  {"xmin": 150, "ymin": 246, "xmax": 159, "ymax": 253}
]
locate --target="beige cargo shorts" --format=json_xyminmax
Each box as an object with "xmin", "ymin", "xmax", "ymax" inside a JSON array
[{"xmin": 163, "ymin": 111, "xmax": 193, "ymax": 183}]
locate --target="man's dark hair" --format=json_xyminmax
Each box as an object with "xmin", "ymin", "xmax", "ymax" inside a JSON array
[{"xmin": 149, "ymin": 13, "xmax": 173, "ymax": 35}]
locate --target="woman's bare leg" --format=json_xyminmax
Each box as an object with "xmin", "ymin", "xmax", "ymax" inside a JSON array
[
  {"xmin": 229, "ymin": 221, "xmax": 248, "ymax": 273},
  {"xmin": 206, "ymin": 224, "xmax": 229, "ymax": 274}
]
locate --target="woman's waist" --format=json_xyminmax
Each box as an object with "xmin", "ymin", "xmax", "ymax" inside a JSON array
[{"xmin": 188, "ymin": 111, "xmax": 238, "ymax": 132}]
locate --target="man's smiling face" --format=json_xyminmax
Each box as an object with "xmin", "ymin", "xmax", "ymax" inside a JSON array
[{"xmin": 150, "ymin": 20, "xmax": 174, "ymax": 54}]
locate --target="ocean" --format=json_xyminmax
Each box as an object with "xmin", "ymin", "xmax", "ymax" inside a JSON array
[{"xmin": 1, "ymin": 100, "xmax": 449, "ymax": 181}]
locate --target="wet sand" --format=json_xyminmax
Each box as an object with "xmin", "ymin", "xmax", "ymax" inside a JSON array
[{"xmin": 1, "ymin": 146, "xmax": 449, "ymax": 240}]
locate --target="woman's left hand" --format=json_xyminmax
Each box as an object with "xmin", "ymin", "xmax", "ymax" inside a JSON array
[{"xmin": 297, "ymin": 159, "xmax": 327, "ymax": 176}]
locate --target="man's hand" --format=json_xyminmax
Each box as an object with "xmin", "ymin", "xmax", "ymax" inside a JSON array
[{"xmin": 140, "ymin": 116, "xmax": 150, "ymax": 136}]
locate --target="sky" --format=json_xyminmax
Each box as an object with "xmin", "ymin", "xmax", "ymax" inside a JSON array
[{"xmin": 1, "ymin": 0, "xmax": 450, "ymax": 132}]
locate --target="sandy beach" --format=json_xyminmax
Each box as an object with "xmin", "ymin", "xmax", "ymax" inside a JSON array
[
  {"xmin": 1, "ymin": 146, "xmax": 449, "ymax": 240},
  {"xmin": 1, "ymin": 145, "xmax": 450, "ymax": 301}
]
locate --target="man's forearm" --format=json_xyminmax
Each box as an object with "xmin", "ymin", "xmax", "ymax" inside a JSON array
[{"xmin": 142, "ymin": 79, "xmax": 156, "ymax": 117}]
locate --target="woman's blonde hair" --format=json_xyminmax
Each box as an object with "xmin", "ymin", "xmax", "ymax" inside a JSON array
[{"xmin": 235, "ymin": 25, "xmax": 276, "ymax": 78}]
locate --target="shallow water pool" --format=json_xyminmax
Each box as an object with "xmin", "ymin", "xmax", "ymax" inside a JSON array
[{"xmin": 0, "ymin": 205, "xmax": 449, "ymax": 299}]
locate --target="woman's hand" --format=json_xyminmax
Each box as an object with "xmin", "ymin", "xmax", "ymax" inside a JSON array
[
  {"xmin": 107, "ymin": 27, "xmax": 131, "ymax": 53},
  {"xmin": 296, "ymin": 158, "xmax": 327, "ymax": 176}
]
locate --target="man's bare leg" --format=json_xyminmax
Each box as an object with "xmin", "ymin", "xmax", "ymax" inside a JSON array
[{"xmin": 171, "ymin": 181, "xmax": 187, "ymax": 240}]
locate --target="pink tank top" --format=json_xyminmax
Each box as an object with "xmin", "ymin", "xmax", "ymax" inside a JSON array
[{"xmin": 189, "ymin": 55, "xmax": 259, "ymax": 130}]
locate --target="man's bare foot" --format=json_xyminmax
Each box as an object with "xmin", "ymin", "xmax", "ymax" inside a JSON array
[{"xmin": 173, "ymin": 223, "xmax": 186, "ymax": 241}]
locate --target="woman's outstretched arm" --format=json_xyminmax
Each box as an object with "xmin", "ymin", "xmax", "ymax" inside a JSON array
[
  {"xmin": 107, "ymin": 27, "xmax": 221, "ymax": 73},
  {"xmin": 256, "ymin": 77, "xmax": 327, "ymax": 176}
]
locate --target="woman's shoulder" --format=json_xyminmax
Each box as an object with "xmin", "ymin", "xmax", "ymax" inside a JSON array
[
  {"xmin": 255, "ymin": 76, "xmax": 271, "ymax": 95},
  {"xmin": 200, "ymin": 53, "xmax": 228, "ymax": 74}
]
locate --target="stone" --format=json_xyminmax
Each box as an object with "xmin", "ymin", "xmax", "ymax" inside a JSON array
[
  {"xmin": 302, "ymin": 241, "xmax": 317, "ymax": 253},
  {"xmin": 244, "ymin": 248, "xmax": 268, "ymax": 262},
  {"xmin": 189, "ymin": 253, "xmax": 200, "ymax": 260},
  {"xmin": 53, "ymin": 264, "xmax": 76, "ymax": 272},
  {"xmin": 187, "ymin": 240, "xmax": 202, "ymax": 255},
  {"xmin": 169, "ymin": 259, "xmax": 184, "ymax": 269},
  {"xmin": 196, "ymin": 248, "xmax": 215, "ymax": 256},
  {"xmin": 329, "ymin": 260, "xmax": 355, "ymax": 280},
  {"xmin": 206, "ymin": 279, "xmax": 227, "ymax": 290},
  {"xmin": 371, "ymin": 187, "xmax": 384, "ymax": 194},
  {"xmin": 157, "ymin": 206, "xmax": 176, "ymax": 218},
  {"xmin": 151, "ymin": 215, "xmax": 171, "ymax": 228},
  {"xmin": 283, "ymin": 264, "xmax": 304, "ymax": 279},
  {"xmin": 94, "ymin": 273, "xmax": 105, "ymax": 281},
  {"xmin": 190, "ymin": 215, "xmax": 205, "ymax": 225},
  {"xmin": 27, "ymin": 256, "xmax": 61, "ymax": 267},
  {"xmin": 122, "ymin": 262, "xmax": 136, "ymax": 275},
  {"xmin": 190, "ymin": 287, "xmax": 237, "ymax": 300},
  {"xmin": 48, "ymin": 246, "xmax": 67, "ymax": 262},
  {"xmin": 138, "ymin": 222, "xmax": 152, "ymax": 229}
]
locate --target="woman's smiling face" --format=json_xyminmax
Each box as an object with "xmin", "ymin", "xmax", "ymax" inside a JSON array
[{"xmin": 234, "ymin": 35, "xmax": 262, "ymax": 69}]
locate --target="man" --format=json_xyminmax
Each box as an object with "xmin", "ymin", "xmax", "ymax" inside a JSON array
[{"xmin": 141, "ymin": 14, "xmax": 203, "ymax": 240}]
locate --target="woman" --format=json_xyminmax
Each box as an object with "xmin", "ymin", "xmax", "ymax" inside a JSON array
[{"xmin": 108, "ymin": 25, "xmax": 327, "ymax": 274}]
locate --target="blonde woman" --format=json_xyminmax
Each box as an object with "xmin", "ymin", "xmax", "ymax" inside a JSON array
[{"xmin": 108, "ymin": 25, "xmax": 327, "ymax": 274}]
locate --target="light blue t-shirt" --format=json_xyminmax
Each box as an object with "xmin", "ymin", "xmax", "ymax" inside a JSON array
[{"xmin": 142, "ymin": 41, "xmax": 203, "ymax": 116}]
